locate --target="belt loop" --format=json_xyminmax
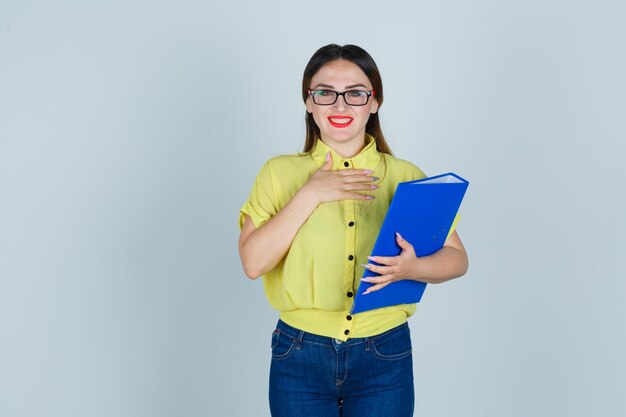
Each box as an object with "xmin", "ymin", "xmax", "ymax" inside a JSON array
[
  {"xmin": 364, "ymin": 337, "xmax": 370, "ymax": 351},
  {"xmin": 296, "ymin": 330, "xmax": 305, "ymax": 350}
]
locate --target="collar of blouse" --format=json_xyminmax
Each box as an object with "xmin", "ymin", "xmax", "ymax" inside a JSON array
[{"xmin": 310, "ymin": 134, "xmax": 383, "ymax": 171}]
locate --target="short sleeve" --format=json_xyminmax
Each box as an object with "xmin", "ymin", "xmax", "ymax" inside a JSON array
[
  {"xmin": 411, "ymin": 165, "xmax": 427, "ymax": 181},
  {"xmin": 446, "ymin": 213, "xmax": 461, "ymax": 239},
  {"xmin": 239, "ymin": 161, "xmax": 279, "ymax": 230}
]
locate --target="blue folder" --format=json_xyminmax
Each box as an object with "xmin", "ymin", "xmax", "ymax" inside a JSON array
[{"xmin": 351, "ymin": 172, "xmax": 469, "ymax": 314}]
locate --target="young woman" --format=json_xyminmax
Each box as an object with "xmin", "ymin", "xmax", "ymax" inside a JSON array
[{"xmin": 238, "ymin": 44, "xmax": 468, "ymax": 417}]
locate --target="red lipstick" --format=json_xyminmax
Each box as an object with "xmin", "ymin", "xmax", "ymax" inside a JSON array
[{"xmin": 328, "ymin": 116, "xmax": 354, "ymax": 128}]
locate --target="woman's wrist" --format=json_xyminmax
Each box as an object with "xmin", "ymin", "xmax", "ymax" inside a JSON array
[
  {"xmin": 408, "ymin": 255, "xmax": 426, "ymax": 281},
  {"xmin": 407, "ymin": 246, "xmax": 468, "ymax": 284},
  {"xmin": 295, "ymin": 184, "xmax": 322, "ymax": 209}
]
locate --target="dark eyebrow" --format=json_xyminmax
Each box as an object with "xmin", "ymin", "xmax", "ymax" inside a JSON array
[
  {"xmin": 311, "ymin": 83, "xmax": 369, "ymax": 90},
  {"xmin": 312, "ymin": 83, "xmax": 334, "ymax": 89},
  {"xmin": 346, "ymin": 83, "xmax": 368, "ymax": 89}
]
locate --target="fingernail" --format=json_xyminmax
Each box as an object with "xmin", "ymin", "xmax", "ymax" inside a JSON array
[
  {"xmin": 367, "ymin": 256, "xmax": 375, "ymax": 260},
  {"xmin": 370, "ymin": 185, "xmax": 378, "ymax": 189},
  {"xmin": 360, "ymin": 263, "xmax": 370, "ymax": 269},
  {"xmin": 371, "ymin": 176, "xmax": 380, "ymax": 181},
  {"xmin": 326, "ymin": 152, "xmax": 330, "ymax": 161},
  {"xmin": 363, "ymin": 169, "xmax": 373, "ymax": 174},
  {"xmin": 365, "ymin": 195, "xmax": 375, "ymax": 200},
  {"xmin": 396, "ymin": 232, "xmax": 403, "ymax": 239}
]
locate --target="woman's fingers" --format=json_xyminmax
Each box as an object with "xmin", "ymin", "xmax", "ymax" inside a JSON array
[
  {"xmin": 308, "ymin": 167, "xmax": 379, "ymax": 203},
  {"xmin": 362, "ymin": 279, "xmax": 392, "ymax": 294},
  {"xmin": 337, "ymin": 169, "xmax": 377, "ymax": 180},
  {"xmin": 320, "ymin": 152, "xmax": 333, "ymax": 171},
  {"xmin": 360, "ymin": 269, "xmax": 398, "ymax": 294},
  {"xmin": 342, "ymin": 176, "xmax": 379, "ymax": 186},
  {"xmin": 342, "ymin": 182, "xmax": 378, "ymax": 192},
  {"xmin": 345, "ymin": 192, "xmax": 375, "ymax": 200},
  {"xmin": 366, "ymin": 255, "xmax": 396, "ymax": 265},
  {"xmin": 336, "ymin": 168, "xmax": 373, "ymax": 176},
  {"xmin": 313, "ymin": 169, "xmax": 374, "ymax": 183},
  {"xmin": 361, "ymin": 263, "xmax": 394, "ymax": 275}
]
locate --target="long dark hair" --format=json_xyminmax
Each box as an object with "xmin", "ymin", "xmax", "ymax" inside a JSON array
[{"xmin": 301, "ymin": 44, "xmax": 393, "ymax": 155}]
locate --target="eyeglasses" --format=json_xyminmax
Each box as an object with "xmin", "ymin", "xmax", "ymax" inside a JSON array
[{"xmin": 307, "ymin": 89, "xmax": 375, "ymax": 106}]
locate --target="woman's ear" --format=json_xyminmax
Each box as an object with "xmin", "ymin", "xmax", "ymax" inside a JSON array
[
  {"xmin": 370, "ymin": 100, "xmax": 379, "ymax": 114},
  {"xmin": 306, "ymin": 98, "xmax": 313, "ymax": 114}
]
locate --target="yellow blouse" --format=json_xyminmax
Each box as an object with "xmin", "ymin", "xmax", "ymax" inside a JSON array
[{"xmin": 240, "ymin": 135, "xmax": 427, "ymax": 341}]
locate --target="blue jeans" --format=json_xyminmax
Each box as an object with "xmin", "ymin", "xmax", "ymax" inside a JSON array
[{"xmin": 269, "ymin": 320, "xmax": 414, "ymax": 417}]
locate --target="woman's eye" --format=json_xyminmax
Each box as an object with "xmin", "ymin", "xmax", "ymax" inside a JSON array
[
  {"xmin": 319, "ymin": 90, "xmax": 334, "ymax": 96},
  {"xmin": 346, "ymin": 90, "xmax": 365, "ymax": 97}
]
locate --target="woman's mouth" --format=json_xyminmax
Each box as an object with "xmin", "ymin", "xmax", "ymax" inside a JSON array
[{"xmin": 328, "ymin": 116, "xmax": 354, "ymax": 128}]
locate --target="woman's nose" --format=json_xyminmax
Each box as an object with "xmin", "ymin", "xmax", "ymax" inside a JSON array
[{"xmin": 332, "ymin": 94, "xmax": 349, "ymax": 111}]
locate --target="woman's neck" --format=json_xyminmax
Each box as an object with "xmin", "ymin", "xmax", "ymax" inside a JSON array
[{"xmin": 322, "ymin": 136, "xmax": 366, "ymax": 159}]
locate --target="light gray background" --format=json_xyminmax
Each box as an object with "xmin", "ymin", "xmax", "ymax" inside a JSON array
[{"xmin": 1, "ymin": 1, "xmax": 625, "ymax": 416}]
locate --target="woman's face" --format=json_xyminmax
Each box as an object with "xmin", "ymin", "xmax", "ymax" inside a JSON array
[{"xmin": 306, "ymin": 59, "xmax": 379, "ymax": 152}]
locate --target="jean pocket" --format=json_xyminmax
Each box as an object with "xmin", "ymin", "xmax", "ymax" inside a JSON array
[
  {"xmin": 271, "ymin": 329, "xmax": 296, "ymax": 360},
  {"xmin": 370, "ymin": 327, "xmax": 412, "ymax": 360}
]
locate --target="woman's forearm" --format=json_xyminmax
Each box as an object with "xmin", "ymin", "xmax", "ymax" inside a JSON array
[
  {"xmin": 239, "ymin": 189, "xmax": 319, "ymax": 279},
  {"xmin": 411, "ymin": 245, "xmax": 469, "ymax": 284}
]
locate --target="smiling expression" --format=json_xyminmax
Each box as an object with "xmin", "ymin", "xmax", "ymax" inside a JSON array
[{"xmin": 306, "ymin": 59, "xmax": 379, "ymax": 153}]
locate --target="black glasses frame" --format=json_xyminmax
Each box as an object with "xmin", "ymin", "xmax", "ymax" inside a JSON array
[{"xmin": 307, "ymin": 89, "xmax": 375, "ymax": 106}]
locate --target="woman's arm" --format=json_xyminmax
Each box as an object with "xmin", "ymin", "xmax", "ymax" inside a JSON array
[
  {"xmin": 359, "ymin": 230, "xmax": 468, "ymax": 294},
  {"xmin": 238, "ymin": 191, "xmax": 319, "ymax": 279},
  {"xmin": 239, "ymin": 154, "xmax": 377, "ymax": 279}
]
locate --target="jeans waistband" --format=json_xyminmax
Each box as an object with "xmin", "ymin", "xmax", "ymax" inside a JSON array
[{"xmin": 275, "ymin": 319, "xmax": 409, "ymax": 349}]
